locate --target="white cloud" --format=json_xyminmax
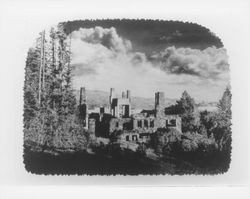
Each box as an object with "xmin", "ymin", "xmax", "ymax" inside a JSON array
[
  {"xmin": 150, "ymin": 46, "xmax": 229, "ymax": 80},
  {"xmin": 70, "ymin": 27, "xmax": 230, "ymax": 102},
  {"xmin": 71, "ymin": 26, "xmax": 132, "ymax": 53}
]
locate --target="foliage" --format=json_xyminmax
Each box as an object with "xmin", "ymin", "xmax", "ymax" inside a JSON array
[
  {"xmin": 23, "ymin": 48, "xmax": 40, "ymax": 127},
  {"xmin": 199, "ymin": 110, "xmax": 217, "ymax": 137},
  {"xmin": 166, "ymin": 91, "xmax": 200, "ymax": 133},
  {"xmin": 24, "ymin": 112, "xmax": 46, "ymax": 150},
  {"xmin": 217, "ymin": 87, "xmax": 232, "ymax": 117},
  {"xmin": 197, "ymin": 87, "xmax": 232, "ymax": 152},
  {"xmin": 151, "ymin": 128, "xmax": 182, "ymax": 154},
  {"xmin": 52, "ymin": 116, "xmax": 88, "ymax": 151},
  {"xmin": 181, "ymin": 139, "xmax": 199, "ymax": 152},
  {"xmin": 158, "ymin": 87, "xmax": 231, "ymax": 172},
  {"xmin": 213, "ymin": 87, "xmax": 232, "ymax": 151},
  {"xmin": 197, "ymin": 87, "xmax": 231, "ymax": 154},
  {"xmin": 181, "ymin": 132, "xmax": 218, "ymax": 153},
  {"xmin": 163, "ymin": 88, "xmax": 231, "ymax": 166},
  {"xmin": 24, "ymin": 25, "xmax": 87, "ymax": 153}
]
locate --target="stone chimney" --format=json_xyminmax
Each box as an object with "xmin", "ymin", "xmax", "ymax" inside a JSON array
[
  {"xmin": 109, "ymin": 88, "xmax": 115, "ymax": 105},
  {"xmin": 155, "ymin": 92, "xmax": 165, "ymax": 118},
  {"xmin": 79, "ymin": 87, "xmax": 86, "ymax": 105}
]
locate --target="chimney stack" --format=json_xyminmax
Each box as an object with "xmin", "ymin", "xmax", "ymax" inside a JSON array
[
  {"xmin": 109, "ymin": 88, "xmax": 115, "ymax": 105},
  {"xmin": 155, "ymin": 92, "xmax": 165, "ymax": 118},
  {"xmin": 79, "ymin": 87, "xmax": 86, "ymax": 105}
]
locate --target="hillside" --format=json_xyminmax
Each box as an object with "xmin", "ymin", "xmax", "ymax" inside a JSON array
[
  {"xmin": 74, "ymin": 89, "xmax": 177, "ymax": 110},
  {"xmin": 74, "ymin": 89, "xmax": 217, "ymax": 112}
]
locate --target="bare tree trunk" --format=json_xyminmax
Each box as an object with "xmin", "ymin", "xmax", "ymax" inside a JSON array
[
  {"xmin": 42, "ymin": 30, "xmax": 46, "ymax": 90},
  {"xmin": 38, "ymin": 30, "xmax": 45, "ymax": 106}
]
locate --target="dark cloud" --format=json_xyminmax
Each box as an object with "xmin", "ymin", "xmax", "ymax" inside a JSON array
[
  {"xmin": 63, "ymin": 19, "xmax": 223, "ymax": 54},
  {"xmin": 159, "ymin": 30, "xmax": 183, "ymax": 42}
]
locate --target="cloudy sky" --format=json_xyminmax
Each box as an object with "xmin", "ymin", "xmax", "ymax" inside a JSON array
[{"xmin": 67, "ymin": 20, "xmax": 229, "ymax": 102}]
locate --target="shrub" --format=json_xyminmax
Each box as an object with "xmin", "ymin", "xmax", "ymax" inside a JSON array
[
  {"xmin": 181, "ymin": 132, "xmax": 218, "ymax": 153},
  {"xmin": 181, "ymin": 139, "xmax": 198, "ymax": 152},
  {"xmin": 151, "ymin": 128, "xmax": 182, "ymax": 154},
  {"xmin": 24, "ymin": 113, "xmax": 88, "ymax": 153}
]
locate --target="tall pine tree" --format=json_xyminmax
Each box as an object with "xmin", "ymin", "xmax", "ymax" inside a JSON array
[
  {"xmin": 23, "ymin": 47, "xmax": 40, "ymax": 127},
  {"xmin": 214, "ymin": 86, "xmax": 232, "ymax": 151},
  {"xmin": 176, "ymin": 91, "xmax": 200, "ymax": 133},
  {"xmin": 24, "ymin": 25, "xmax": 80, "ymax": 151}
]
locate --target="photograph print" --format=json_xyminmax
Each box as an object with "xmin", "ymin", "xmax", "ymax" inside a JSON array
[{"xmin": 23, "ymin": 19, "xmax": 231, "ymax": 175}]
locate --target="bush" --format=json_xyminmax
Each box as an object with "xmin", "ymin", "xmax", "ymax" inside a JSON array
[
  {"xmin": 24, "ymin": 113, "xmax": 49, "ymax": 151},
  {"xmin": 181, "ymin": 132, "xmax": 218, "ymax": 153},
  {"xmin": 24, "ymin": 113, "xmax": 88, "ymax": 153},
  {"xmin": 151, "ymin": 128, "xmax": 182, "ymax": 154},
  {"xmin": 52, "ymin": 116, "xmax": 88, "ymax": 151},
  {"xmin": 181, "ymin": 139, "xmax": 198, "ymax": 152}
]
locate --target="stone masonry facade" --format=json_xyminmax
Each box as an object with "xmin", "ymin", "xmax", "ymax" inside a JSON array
[{"xmin": 78, "ymin": 87, "xmax": 182, "ymax": 143}]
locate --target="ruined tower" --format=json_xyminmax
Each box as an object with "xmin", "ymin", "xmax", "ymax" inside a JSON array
[
  {"xmin": 109, "ymin": 88, "xmax": 115, "ymax": 115},
  {"xmin": 155, "ymin": 92, "xmax": 165, "ymax": 118},
  {"xmin": 109, "ymin": 88, "xmax": 131, "ymax": 118},
  {"xmin": 79, "ymin": 87, "xmax": 88, "ymax": 128}
]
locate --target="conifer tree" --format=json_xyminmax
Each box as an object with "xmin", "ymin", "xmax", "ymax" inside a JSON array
[
  {"xmin": 57, "ymin": 24, "xmax": 76, "ymax": 117},
  {"xmin": 24, "ymin": 24, "xmax": 84, "ymax": 152},
  {"xmin": 24, "ymin": 30, "xmax": 48, "ymax": 126},
  {"xmin": 23, "ymin": 47, "xmax": 40, "ymax": 127},
  {"xmin": 217, "ymin": 86, "xmax": 232, "ymax": 119},
  {"xmin": 176, "ymin": 91, "xmax": 200, "ymax": 133},
  {"xmin": 214, "ymin": 86, "xmax": 232, "ymax": 151}
]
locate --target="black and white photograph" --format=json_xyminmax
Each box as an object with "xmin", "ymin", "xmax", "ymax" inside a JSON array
[
  {"xmin": 23, "ymin": 19, "xmax": 232, "ymax": 175},
  {"xmin": 1, "ymin": 0, "xmax": 250, "ymax": 198}
]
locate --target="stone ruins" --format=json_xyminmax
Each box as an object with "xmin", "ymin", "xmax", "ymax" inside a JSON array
[{"xmin": 78, "ymin": 87, "xmax": 182, "ymax": 143}]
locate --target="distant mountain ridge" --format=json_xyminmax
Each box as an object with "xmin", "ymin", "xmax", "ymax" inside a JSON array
[
  {"xmin": 74, "ymin": 89, "xmax": 218, "ymax": 112},
  {"xmin": 74, "ymin": 89, "xmax": 177, "ymax": 110}
]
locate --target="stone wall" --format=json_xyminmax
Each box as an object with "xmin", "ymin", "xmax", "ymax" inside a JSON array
[
  {"xmin": 132, "ymin": 118, "xmax": 155, "ymax": 134},
  {"xmin": 118, "ymin": 131, "xmax": 151, "ymax": 143},
  {"xmin": 109, "ymin": 118, "xmax": 132, "ymax": 133},
  {"xmin": 132, "ymin": 114, "xmax": 182, "ymax": 133},
  {"xmin": 88, "ymin": 118, "xmax": 96, "ymax": 135},
  {"xmin": 165, "ymin": 114, "xmax": 182, "ymax": 132},
  {"xmin": 91, "ymin": 113, "xmax": 181, "ymax": 138}
]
